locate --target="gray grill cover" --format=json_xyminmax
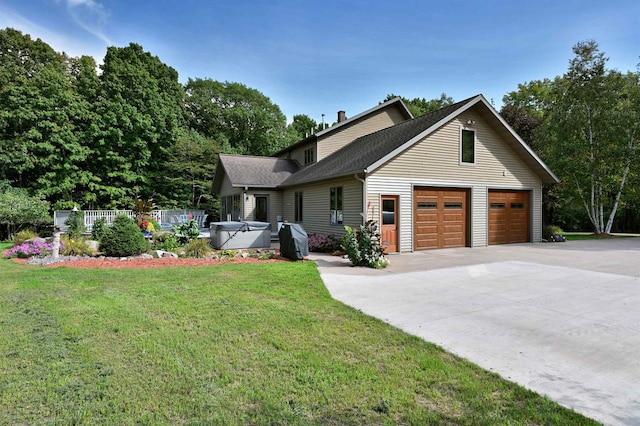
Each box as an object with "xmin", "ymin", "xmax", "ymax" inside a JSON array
[{"xmin": 278, "ymin": 223, "xmax": 309, "ymax": 260}]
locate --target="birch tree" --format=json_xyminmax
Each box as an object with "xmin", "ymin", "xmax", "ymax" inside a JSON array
[{"xmin": 545, "ymin": 41, "xmax": 639, "ymax": 234}]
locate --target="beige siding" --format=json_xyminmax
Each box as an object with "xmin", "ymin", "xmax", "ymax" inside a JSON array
[
  {"xmin": 244, "ymin": 190, "xmax": 283, "ymax": 230},
  {"xmin": 282, "ymin": 177, "xmax": 363, "ymax": 235},
  {"xmin": 317, "ymin": 108, "xmax": 407, "ymax": 160},
  {"xmin": 369, "ymin": 110, "xmax": 543, "ymax": 251},
  {"xmin": 283, "ymin": 140, "xmax": 317, "ymax": 166}
]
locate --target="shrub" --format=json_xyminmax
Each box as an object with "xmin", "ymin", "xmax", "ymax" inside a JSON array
[
  {"xmin": 152, "ymin": 232, "xmax": 179, "ymax": 252},
  {"xmin": 0, "ymin": 185, "xmax": 51, "ymax": 240},
  {"xmin": 307, "ymin": 233, "xmax": 343, "ymax": 253},
  {"xmin": 61, "ymin": 236, "xmax": 95, "ymax": 256},
  {"xmin": 543, "ymin": 225, "xmax": 564, "ymax": 241},
  {"xmin": 184, "ymin": 238, "xmax": 212, "ymax": 258},
  {"xmin": 218, "ymin": 249, "xmax": 237, "ymax": 258},
  {"xmin": 91, "ymin": 217, "xmax": 110, "ymax": 242},
  {"xmin": 13, "ymin": 229, "xmax": 38, "ymax": 245},
  {"xmin": 342, "ymin": 220, "xmax": 389, "ymax": 269},
  {"xmin": 174, "ymin": 219, "xmax": 200, "ymax": 244},
  {"xmin": 2, "ymin": 239, "xmax": 64, "ymax": 259},
  {"xmin": 99, "ymin": 214, "xmax": 148, "ymax": 257},
  {"xmin": 65, "ymin": 209, "xmax": 85, "ymax": 239}
]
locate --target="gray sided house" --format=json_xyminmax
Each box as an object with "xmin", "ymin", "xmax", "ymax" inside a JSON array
[{"xmin": 212, "ymin": 95, "xmax": 559, "ymax": 252}]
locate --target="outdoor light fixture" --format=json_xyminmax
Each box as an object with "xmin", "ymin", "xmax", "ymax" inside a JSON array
[{"xmin": 466, "ymin": 119, "xmax": 475, "ymax": 125}]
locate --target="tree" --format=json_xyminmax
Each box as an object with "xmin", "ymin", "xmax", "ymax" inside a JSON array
[
  {"xmin": 0, "ymin": 28, "xmax": 93, "ymax": 205},
  {"xmin": 185, "ymin": 78, "xmax": 289, "ymax": 156},
  {"xmin": 543, "ymin": 40, "xmax": 639, "ymax": 234},
  {"xmin": 0, "ymin": 184, "xmax": 51, "ymax": 239},
  {"xmin": 383, "ymin": 93, "xmax": 454, "ymax": 117},
  {"xmin": 89, "ymin": 43, "xmax": 187, "ymax": 207},
  {"xmin": 155, "ymin": 128, "xmax": 221, "ymax": 211},
  {"xmin": 287, "ymin": 114, "xmax": 319, "ymax": 140}
]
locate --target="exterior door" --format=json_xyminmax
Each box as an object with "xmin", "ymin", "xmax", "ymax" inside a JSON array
[
  {"xmin": 381, "ymin": 196, "xmax": 398, "ymax": 252},
  {"xmin": 255, "ymin": 195, "xmax": 268, "ymax": 223},
  {"xmin": 414, "ymin": 187, "xmax": 468, "ymax": 250}
]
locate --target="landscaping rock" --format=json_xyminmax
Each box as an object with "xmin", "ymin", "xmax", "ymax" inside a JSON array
[
  {"xmin": 140, "ymin": 253, "xmax": 153, "ymax": 259},
  {"xmin": 153, "ymin": 250, "xmax": 178, "ymax": 258}
]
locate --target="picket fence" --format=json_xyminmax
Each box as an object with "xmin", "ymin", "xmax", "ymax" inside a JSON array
[{"xmin": 53, "ymin": 209, "xmax": 207, "ymax": 232}]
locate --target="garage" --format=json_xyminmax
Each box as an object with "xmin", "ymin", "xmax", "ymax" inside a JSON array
[
  {"xmin": 488, "ymin": 190, "xmax": 530, "ymax": 245},
  {"xmin": 414, "ymin": 187, "xmax": 468, "ymax": 250}
]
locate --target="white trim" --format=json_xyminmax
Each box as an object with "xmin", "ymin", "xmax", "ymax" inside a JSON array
[
  {"xmin": 365, "ymin": 95, "xmax": 560, "ymax": 184},
  {"xmin": 366, "ymin": 96, "xmax": 482, "ymax": 173}
]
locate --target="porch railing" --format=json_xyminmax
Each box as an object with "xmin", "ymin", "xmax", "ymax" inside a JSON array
[{"xmin": 53, "ymin": 209, "xmax": 207, "ymax": 232}]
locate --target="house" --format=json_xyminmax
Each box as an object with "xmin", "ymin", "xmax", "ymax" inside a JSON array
[{"xmin": 212, "ymin": 95, "xmax": 559, "ymax": 252}]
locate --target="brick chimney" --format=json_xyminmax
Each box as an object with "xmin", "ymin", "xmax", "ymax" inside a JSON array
[{"xmin": 337, "ymin": 110, "xmax": 346, "ymax": 123}]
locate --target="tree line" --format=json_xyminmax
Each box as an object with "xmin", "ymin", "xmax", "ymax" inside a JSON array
[{"xmin": 1, "ymin": 27, "xmax": 638, "ymax": 234}]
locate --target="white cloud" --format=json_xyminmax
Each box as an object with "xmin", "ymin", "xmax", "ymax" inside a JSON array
[
  {"xmin": 63, "ymin": 0, "xmax": 112, "ymax": 46},
  {"xmin": 0, "ymin": 4, "xmax": 106, "ymax": 62}
]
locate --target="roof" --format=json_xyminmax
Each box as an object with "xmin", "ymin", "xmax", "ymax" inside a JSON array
[
  {"xmin": 280, "ymin": 94, "xmax": 559, "ymax": 187},
  {"xmin": 280, "ymin": 96, "xmax": 478, "ymax": 186},
  {"xmin": 212, "ymin": 154, "xmax": 299, "ymax": 193},
  {"xmin": 271, "ymin": 96, "xmax": 413, "ymax": 158},
  {"xmin": 214, "ymin": 94, "xmax": 559, "ymax": 192}
]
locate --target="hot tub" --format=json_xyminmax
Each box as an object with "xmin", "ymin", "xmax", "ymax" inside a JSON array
[{"xmin": 210, "ymin": 221, "xmax": 272, "ymax": 249}]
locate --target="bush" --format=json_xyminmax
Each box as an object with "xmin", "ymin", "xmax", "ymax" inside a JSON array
[
  {"xmin": 174, "ymin": 219, "xmax": 200, "ymax": 244},
  {"xmin": 152, "ymin": 232, "xmax": 179, "ymax": 252},
  {"xmin": 99, "ymin": 214, "xmax": 148, "ymax": 257},
  {"xmin": 13, "ymin": 229, "xmax": 38, "ymax": 244},
  {"xmin": 91, "ymin": 218, "xmax": 110, "ymax": 242},
  {"xmin": 2, "ymin": 239, "xmax": 64, "ymax": 259},
  {"xmin": 342, "ymin": 220, "xmax": 389, "ymax": 269},
  {"xmin": 307, "ymin": 233, "xmax": 343, "ymax": 253},
  {"xmin": 65, "ymin": 209, "xmax": 85, "ymax": 239},
  {"xmin": 61, "ymin": 236, "xmax": 95, "ymax": 256},
  {"xmin": 184, "ymin": 238, "xmax": 212, "ymax": 258},
  {"xmin": 0, "ymin": 186, "xmax": 51, "ymax": 240},
  {"xmin": 543, "ymin": 225, "xmax": 564, "ymax": 241}
]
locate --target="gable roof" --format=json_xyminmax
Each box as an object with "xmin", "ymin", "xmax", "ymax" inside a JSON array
[
  {"xmin": 280, "ymin": 94, "xmax": 559, "ymax": 187},
  {"xmin": 271, "ymin": 96, "xmax": 413, "ymax": 158},
  {"xmin": 212, "ymin": 154, "xmax": 299, "ymax": 193}
]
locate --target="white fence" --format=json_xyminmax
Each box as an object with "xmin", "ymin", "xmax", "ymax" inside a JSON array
[{"xmin": 54, "ymin": 209, "xmax": 207, "ymax": 232}]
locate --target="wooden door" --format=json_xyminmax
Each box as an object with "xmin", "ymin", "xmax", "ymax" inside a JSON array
[
  {"xmin": 488, "ymin": 190, "xmax": 530, "ymax": 244},
  {"xmin": 381, "ymin": 196, "xmax": 398, "ymax": 252}
]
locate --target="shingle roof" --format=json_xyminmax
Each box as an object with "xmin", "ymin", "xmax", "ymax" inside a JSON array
[
  {"xmin": 280, "ymin": 96, "xmax": 478, "ymax": 187},
  {"xmin": 216, "ymin": 154, "xmax": 299, "ymax": 189}
]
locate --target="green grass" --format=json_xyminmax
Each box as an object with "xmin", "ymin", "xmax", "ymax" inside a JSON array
[
  {"xmin": 563, "ymin": 232, "xmax": 637, "ymax": 241},
  {"xmin": 0, "ymin": 244, "xmax": 598, "ymax": 425}
]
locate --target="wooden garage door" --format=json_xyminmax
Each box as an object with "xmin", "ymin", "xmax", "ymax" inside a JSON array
[
  {"xmin": 489, "ymin": 190, "xmax": 530, "ymax": 245},
  {"xmin": 414, "ymin": 187, "xmax": 468, "ymax": 250}
]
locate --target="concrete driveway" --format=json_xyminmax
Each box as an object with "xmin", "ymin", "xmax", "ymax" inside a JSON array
[{"xmin": 311, "ymin": 238, "xmax": 640, "ymax": 426}]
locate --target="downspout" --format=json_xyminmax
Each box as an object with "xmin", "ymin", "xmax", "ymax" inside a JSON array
[{"xmin": 354, "ymin": 173, "xmax": 366, "ymax": 225}]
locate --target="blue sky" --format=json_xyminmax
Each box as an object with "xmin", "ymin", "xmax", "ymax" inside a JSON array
[{"xmin": 0, "ymin": 0, "xmax": 638, "ymax": 122}]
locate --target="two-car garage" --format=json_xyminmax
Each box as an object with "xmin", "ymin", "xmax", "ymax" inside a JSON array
[{"xmin": 413, "ymin": 187, "xmax": 530, "ymax": 250}]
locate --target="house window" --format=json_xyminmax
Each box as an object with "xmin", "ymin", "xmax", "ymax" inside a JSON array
[
  {"xmin": 461, "ymin": 129, "xmax": 475, "ymax": 164},
  {"xmin": 220, "ymin": 194, "xmax": 241, "ymax": 221},
  {"xmin": 295, "ymin": 192, "xmax": 303, "ymax": 221},
  {"xmin": 330, "ymin": 186, "xmax": 343, "ymax": 225},
  {"xmin": 304, "ymin": 148, "xmax": 314, "ymax": 165}
]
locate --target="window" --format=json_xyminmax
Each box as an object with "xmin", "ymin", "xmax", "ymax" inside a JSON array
[
  {"xmin": 330, "ymin": 186, "xmax": 343, "ymax": 225},
  {"xmin": 461, "ymin": 129, "xmax": 475, "ymax": 164},
  {"xmin": 220, "ymin": 194, "xmax": 241, "ymax": 221},
  {"xmin": 295, "ymin": 192, "xmax": 303, "ymax": 221},
  {"xmin": 444, "ymin": 202, "xmax": 463, "ymax": 209},
  {"xmin": 417, "ymin": 202, "xmax": 437, "ymax": 209},
  {"xmin": 304, "ymin": 148, "xmax": 314, "ymax": 165},
  {"xmin": 511, "ymin": 203, "xmax": 525, "ymax": 209}
]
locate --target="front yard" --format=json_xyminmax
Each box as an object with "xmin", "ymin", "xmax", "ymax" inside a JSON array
[{"xmin": 0, "ymin": 244, "xmax": 596, "ymax": 425}]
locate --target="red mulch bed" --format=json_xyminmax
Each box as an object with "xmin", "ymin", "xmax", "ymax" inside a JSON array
[{"xmin": 11, "ymin": 256, "xmax": 289, "ymax": 269}]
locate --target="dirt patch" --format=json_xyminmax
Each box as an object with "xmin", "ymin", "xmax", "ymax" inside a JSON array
[{"xmin": 11, "ymin": 256, "xmax": 290, "ymax": 269}]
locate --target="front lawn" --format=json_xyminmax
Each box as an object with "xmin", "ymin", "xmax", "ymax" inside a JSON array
[{"xmin": 0, "ymin": 250, "xmax": 597, "ymax": 424}]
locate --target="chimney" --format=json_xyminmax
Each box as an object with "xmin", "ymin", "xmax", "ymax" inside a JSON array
[{"xmin": 337, "ymin": 110, "xmax": 346, "ymax": 123}]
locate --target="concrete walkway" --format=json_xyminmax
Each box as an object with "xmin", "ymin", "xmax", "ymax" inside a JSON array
[{"xmin": 311, "ymin": 238, "xmax": 640, "ymax": 426}]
